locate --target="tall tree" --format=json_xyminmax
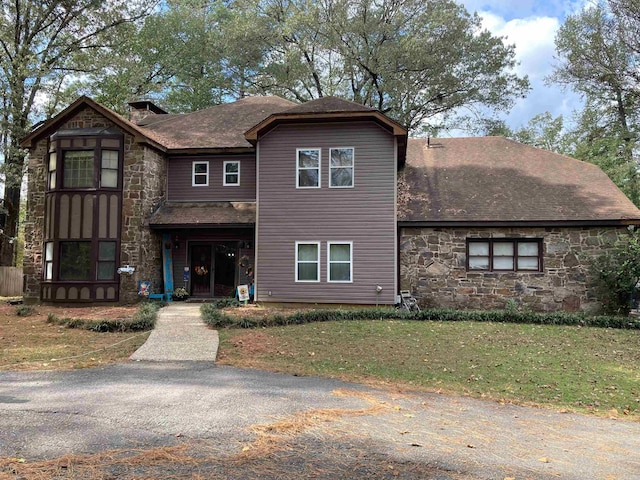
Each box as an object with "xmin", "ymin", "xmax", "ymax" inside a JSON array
[
  {"xmin": 71, "ymin": 0, "xmax": 271, "ymax": 114},
  {"xmin": 0, "ymin": 0, "xmax": 154, "ymax": 265},
  {"xmin": 241, "ymin": 0, "xmax": 529, "ymax": 133},
  {"xmin": 549, "ymin": 1, "xmax": 640, "ymax": 205},
  {"xmin": 71, "ymin": 0, "xmax": 529, "ymax": 132}
]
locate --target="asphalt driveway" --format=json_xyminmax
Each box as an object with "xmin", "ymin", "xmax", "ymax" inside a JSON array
[{"xmin": 1, "ymin": 362, "xmax": 639, "ymax": 479}]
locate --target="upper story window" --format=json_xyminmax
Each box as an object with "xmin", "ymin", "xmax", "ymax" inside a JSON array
[
  {"xmin": 193, "ymin": 161, "xmax": 209, "ymax": 186},
  {"xmin": 100, "ymin": 151, "xmax": 119, "ymax": 188},
  {"xmin": 297, "ymin": 148, "xmax": 320, "ymax": 188},
  {"xmin": 223, "ymin": 161, "xmax": 240, "ymax": 186},
  {"xmin": 467, "ymin": 239, "xmax": 542, "ymax": 272},
  {"xmin": 48, "ymin": 152, "xmax": 57, "ymax": 189},
  {"xmin": 296, "ymin": 242, "xmax": 320, "ymax": 282},
  {"xmin": 63, "ymin": 151, "xmax": 94, "ymax": 188},
  {"xmin": 48, "ymin": 132, "xmax": 123, "ymax": 191},
  {"xmin": 329, "ymin": 148, "xmax": 354, "ymax": 188}
]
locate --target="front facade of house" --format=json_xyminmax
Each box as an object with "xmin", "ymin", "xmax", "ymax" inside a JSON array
[{"xmin": 21, "ymin": 96, "xmax": 640, "ymax": 312}]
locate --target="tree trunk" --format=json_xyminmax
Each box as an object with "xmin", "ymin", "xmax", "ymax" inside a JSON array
[{"xmin": 0, "ymin": 184, "xmax": 20, "ymax": 266}]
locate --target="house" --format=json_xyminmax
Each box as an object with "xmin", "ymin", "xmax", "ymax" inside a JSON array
[{"xmin": 20, "ymin": 95, "xmax": 640, "ymax": 311}]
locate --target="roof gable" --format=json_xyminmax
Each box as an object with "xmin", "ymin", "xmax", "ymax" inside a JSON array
[
  {"xmin": 21, "ymin": 96, "xmax": 166, "ymax": 151},
  {"xmin": 399, "ymin": 137, "xmax": 640, "ymax": 224},
  {"xmin": 244, "ymin": 96, "xmax": 408, "ymax": 165}
]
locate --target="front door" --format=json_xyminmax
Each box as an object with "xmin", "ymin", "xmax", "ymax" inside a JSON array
[
  {"xmin": 189, "ymin": 242, "xmax": 238, "ymax": 298},
  {"xmin": 213, "ymin": 243, "xmax": 237, "ymax": 297},
  {"xmin": 191, "ymin": 244, "xmax": 212, "ymax": 297}
]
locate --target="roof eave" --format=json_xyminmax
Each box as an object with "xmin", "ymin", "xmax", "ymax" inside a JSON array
[
  {"xmin": 149, "ymin": 222, "xmax": 255, "ymax": 229},
  {"xmin": 166, "ymin": 146, "xmax": 255, "ymax": 156},
  {"xmin": 397, "ymin": 219, "xmax": 640, "ymax": 228},
  {"xmin": 244, "ymin": 111, "xmax": 407, "ymax": 144}
]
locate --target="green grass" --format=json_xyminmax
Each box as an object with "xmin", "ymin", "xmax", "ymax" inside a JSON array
[{"xmin": 219, "ymin": 320, "xmax": 640, "ymax": 417}]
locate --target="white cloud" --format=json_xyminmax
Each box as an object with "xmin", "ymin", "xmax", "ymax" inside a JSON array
[
  {"xmin": 476, "ymin": 12, "xmax": 559, "ymax": 79},
  {"xmin": 460, "ymin": 0, "xmax": 588, "ymax": 21},
  {"xmin": 471, "ymin": 9, "xmax": 584, "ymax": 130}
]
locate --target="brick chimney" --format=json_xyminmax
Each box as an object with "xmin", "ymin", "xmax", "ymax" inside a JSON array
[{"xmin": 128, "ymin": 100, "xmax": 168, "ymax": 125}]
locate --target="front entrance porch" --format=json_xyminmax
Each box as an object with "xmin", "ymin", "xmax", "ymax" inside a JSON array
[
  {"xmin": 190, "ymin": 242, "xmax": 239, "ymax": 298},
  {"xmin": 167, "ymin": 228, "xmax": 254, "ymax": 300}
]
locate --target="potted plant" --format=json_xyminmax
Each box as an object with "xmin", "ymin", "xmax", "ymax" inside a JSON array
[{"xmin": 172, "ymin": 287, "xmax": 189, "ymax": 301}]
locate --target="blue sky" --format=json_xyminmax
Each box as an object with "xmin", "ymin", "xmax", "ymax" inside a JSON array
[{"xmin": 458, "ymin": 0, "xmax": 588, "ymax": 132}]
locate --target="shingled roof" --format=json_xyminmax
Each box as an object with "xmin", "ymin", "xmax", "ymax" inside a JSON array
[
  {"xmin": 139, "ymin": 96, "xmax": 296, "ymax": 150},
  {"xmin": 283, "ymin": 96, "xmax": 376, "ymax": 114},
  {"xmin": 149, "ymin": 202, "xmax": 256, "ymax": 228},
  {"xmin": 398, "ymin": 137, "xmax": 640, "ymax": 225}
]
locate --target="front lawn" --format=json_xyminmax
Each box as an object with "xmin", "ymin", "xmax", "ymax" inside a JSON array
[
  {"xmin": 218, "ymin": 319, "xmax": 640, "ymax": 418},
  {"xmin": 0, "ymin": 303, "xmax": 152, "ymax": 370}
]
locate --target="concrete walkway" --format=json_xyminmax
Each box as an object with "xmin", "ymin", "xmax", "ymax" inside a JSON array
[{"xmin": 130, "ymin": 303, "xmax": 218, "ymax": 361}]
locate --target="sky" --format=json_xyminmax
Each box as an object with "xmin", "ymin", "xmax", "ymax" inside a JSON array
[{"xmin": 458, "ymin": 0, "xmax": 589, "ymax": 132}]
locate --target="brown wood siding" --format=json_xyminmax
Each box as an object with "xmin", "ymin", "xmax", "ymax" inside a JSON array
[
  {"xmin": 167, "ymin": 154, "xmax": 256, "ymax": 202},
  {"xmin": 256, "ymin": 122, "xmax": 397, "ymax": 304}
]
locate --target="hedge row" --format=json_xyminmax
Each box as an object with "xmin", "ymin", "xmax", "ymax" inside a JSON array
[
  {"xmin": 46, "ymin": 301, "xmax": 162, "ymax": 332},
  {"xmin": 200, "ymin": 304, "xmax": 640, "ymax": 330}
]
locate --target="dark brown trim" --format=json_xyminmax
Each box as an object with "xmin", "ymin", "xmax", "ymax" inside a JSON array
[
  {"xmin": 42, "ymin": 131, "xmax": 124, "ymax": 302},
  {"xmin": 245, "ymin": 111, "xmax": 407, "ymax": 144},
  {"xmin": 167, "ymin": 147, "xmax": 255, "ymax": 156},
  {"xmin": 466, "ymin": 238, "xmax": 543, "ymax": 273},
  {"xmin": 149, "ymin": 223, "xmax": 255, "ymax": 230},
  {"xmin": 398, "ymin": 220, "xmax": 640, "ymax": 228}
]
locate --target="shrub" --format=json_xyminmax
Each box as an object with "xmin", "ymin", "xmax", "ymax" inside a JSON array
[
  {"xmin": 45, "ymin": 302, "xmax": 161, "ymax": 332},
  {"xmin": 15, "ymin": 305, "xmax": 35, "ymax": 317},
  {"xmin": 172, "ymin": 287, "xmax": 189, "ymax": 301},
  {"xmin": 212, "ymin": 297, "xmax": 241, "ymax": 309},
  {"xmin": 590, "ymin": 227, "xmax": 640, "ymax": 315},
  {"xmin": 200, "ymin": 304, "xmax": 234, "ymax": 328},
  {"xmin": 199, "ymin": 305, "xmax": 640, "ymax": 330}
]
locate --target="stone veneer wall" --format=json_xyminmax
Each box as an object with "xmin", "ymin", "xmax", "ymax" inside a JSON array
[
  {"xmin": 399, "ymin": 226, "xmax": 631, "ymax": 312},
  {"xmin": 23, "ymin": 139, "xmax": 48, "ymax": 303},
  {"xmin": 119, "ymin": 131, "xmax": 166, "ymax": 303},
  {"xmin": 23, "ymin": 106, "xmax": 166, "ymax": 303}
]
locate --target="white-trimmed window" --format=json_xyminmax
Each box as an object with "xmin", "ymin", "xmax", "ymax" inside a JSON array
[
  {"xmin": 192, "ymin": 161, "xmax": 209, "ymax": 186},
  {"xmin": 329, "ymin": 148, "xmax": 354, "ymax": 188},
  {"xmin": 223, "ymin": 161, "xmax": 240, "ymax": 186},
  {"xmin": 328, "ymin": 242, "xmax": 353, "ymax": 282},
  {"xmin": 295, "ymin": 242, "xmax": 320, "ymax": 282},
  {"xmin": 297, "ymin": 148, "xmax": 320, "ymax": 188}
]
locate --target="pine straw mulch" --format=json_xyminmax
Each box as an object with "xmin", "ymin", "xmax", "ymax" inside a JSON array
[
  {"xmin": 0, "ymin": 302, "xmax": 138, "ymax": 323},
  {"xmin": 0, "ymin": 389, "xmax": 469, "ymax": 480}
]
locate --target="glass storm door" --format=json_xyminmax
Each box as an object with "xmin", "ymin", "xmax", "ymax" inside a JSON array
[{"xmin": 191, "ymin": 244, "xmax": 212, "ymax": 296}]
